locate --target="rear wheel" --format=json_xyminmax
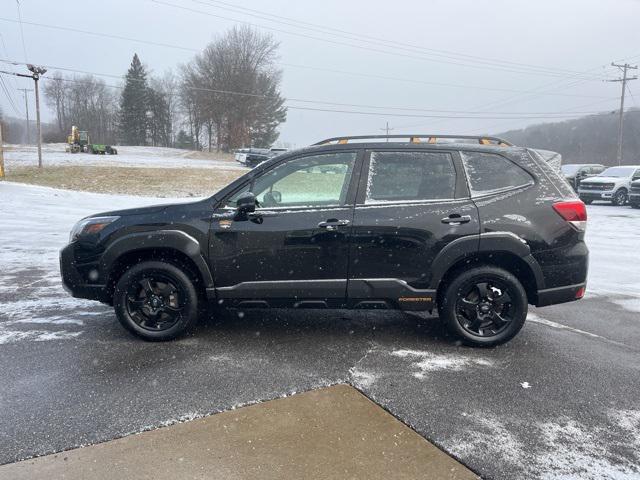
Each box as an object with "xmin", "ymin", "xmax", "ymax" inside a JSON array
[
  {"xmin": 612, "ymin": 188, "xmax": 628, "ymax": 206},
  {"xmin": 114, "ymin": 261, "xmax": 200, "ymax": 341},
  {"xmin": 438, "ymin": 266, "xmax": 527, "ymax": 347}
]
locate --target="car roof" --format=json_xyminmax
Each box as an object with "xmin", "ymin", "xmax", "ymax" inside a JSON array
[{"xmin": 281, "ymin": 141, "xmax": 530, "ymax": 157}]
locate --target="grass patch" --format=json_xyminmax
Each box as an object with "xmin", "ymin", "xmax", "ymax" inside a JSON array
[{"xmin": 4, "ymin": 166, "xmax": 244, "ymax": 197}]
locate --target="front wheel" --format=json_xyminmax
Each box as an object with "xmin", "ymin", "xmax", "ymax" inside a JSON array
[
  {"xmin": 114, "ymin": 261, "xmax": 200, "ymax": 341},
  {"xmin": 612, "ymin": 189, "xmax": 628, "ymax": 206},
  {"xmin": 438, "ymin": 266, "xmax": 527, "ymax": 347},
  {"xmin": 630, "ymin": 202, "xmax": 640, "ymax": 209},
  {"xmin": 582, "ymin": 198, "xmax": 593, "ymax": 205}
]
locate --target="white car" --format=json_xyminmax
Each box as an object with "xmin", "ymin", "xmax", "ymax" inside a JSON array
[{"xmin": 578, "ymin": 165, "xmax": 640, "ymax": 206}]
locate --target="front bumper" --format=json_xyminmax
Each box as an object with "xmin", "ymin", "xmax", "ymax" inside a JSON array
[
  {"xmin": 60, "ymin": 243, "xmax": 108, "ymax": 302},
  {"xmin": 578, "ymin": 190, "xmax": 614, "ymax": 201}
]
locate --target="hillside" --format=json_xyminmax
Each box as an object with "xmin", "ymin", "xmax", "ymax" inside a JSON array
[{"xmin": 496, "ymin": 108, "xmax": 640, "ymax": 166}]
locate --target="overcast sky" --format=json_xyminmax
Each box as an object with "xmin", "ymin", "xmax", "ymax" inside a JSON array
[{"xmin": 1, "ymin": 0, "xmax": 639, "ymax": 146}]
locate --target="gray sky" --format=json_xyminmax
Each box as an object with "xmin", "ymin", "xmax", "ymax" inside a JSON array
[{"xmin": 1, "ymin": 0, "xmax": 639, "ymax": 146}]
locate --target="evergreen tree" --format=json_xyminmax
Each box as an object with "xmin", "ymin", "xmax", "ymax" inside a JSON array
[
  {"xmin": 175, "ymin": 129, "xmax": 193, "ymax": 150},
  {"xmin": 119, "ymin": 54, "xmax": 148, "ymax": 145},
  {"xmin": 147, "ymin": 87, "xmax": 171, "ymax": 147}
]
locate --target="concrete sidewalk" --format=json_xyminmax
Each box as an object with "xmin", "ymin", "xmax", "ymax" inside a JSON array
[{"xmin": 0, "ymin": 385, "xmax": 477, "ymax": 479}]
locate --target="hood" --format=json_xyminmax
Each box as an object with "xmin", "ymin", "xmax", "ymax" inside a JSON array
[
  {"xmin": 581, "ymin": 176, "xmax": 624, "ymax": 184},
  {"xmin": 93, "ymin": 199, "xmax": 203, "ymax": 218}
]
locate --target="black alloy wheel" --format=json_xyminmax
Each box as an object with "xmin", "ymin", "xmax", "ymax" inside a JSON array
[
  {"xmin": 438, "ymin": 266, "xmax": 527, "ymax": 347},
  {"xmin": 114, "ymin": 261, "xmax": 200, "ymax": 341},
  {"xmin": 126, "ymin": 275, "xmax": 184, "ymax": 332},
  {"xmin": 455, "ymin": 279, "xmax": 514, "ymax": 337}
]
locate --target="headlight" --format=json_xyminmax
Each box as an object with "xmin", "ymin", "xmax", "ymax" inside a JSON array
[{"xmin": 69, "ymin": 216, "xmax": 120, "ymax": 242}]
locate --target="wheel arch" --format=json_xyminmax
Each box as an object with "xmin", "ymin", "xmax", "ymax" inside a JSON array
[
  {"xmin": 101, "ymin": 230, "xmax": 214, "ymax": 301},
  {"xmin": 430, "ymin": 233, "xmax": 544, "ymax": 305}
]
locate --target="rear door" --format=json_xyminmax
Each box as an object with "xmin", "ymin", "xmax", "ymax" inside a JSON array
[{"xmin": 347, "ymin": 148, "xmax": 480, "ymax": 308}]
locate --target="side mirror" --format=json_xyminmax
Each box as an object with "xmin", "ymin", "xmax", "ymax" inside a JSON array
[{"xmin": 236, "ymin": 192, "xmax": 257, "ymax": 214}]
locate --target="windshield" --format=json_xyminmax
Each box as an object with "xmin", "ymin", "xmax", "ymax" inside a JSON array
[
  {"xmin": 599, "ymin": 167, "xmax": 635, "ymax": 177},
  {"xmin": 561, "ymin": 165, "xmax": 581, "ymax": 175}
]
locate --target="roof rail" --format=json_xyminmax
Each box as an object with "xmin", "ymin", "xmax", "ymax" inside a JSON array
[{"xmin": 313, "ymin": 134, "xmax": 513, "ymax": 147}]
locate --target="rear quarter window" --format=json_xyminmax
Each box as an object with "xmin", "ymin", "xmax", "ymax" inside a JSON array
[{"xmin": 460, "ymin": 151, "xmax": 534, "ymax": 197}]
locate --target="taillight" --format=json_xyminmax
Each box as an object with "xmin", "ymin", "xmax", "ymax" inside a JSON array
[{"xmin": 553, "ymin": 200, "xmax": 587, "ymax": 231}]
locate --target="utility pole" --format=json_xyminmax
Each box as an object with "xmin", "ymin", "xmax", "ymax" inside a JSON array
[
  {"xmin": 1, "ymin": 66, "xmax": 47, "ymax": 166},
  {"xmin": 0, "ymin": 122, "xmax": 5, "ymax": 180},
  {"xmin": 17, "ymin": 87, "xmax": 32, "ymax": 144},
  {"xmin": 380, "ymin": 121, "xmax": 394, "ymax": 141},
  {"xmin": 608, "ymin": 62, "xmax": 638, "ymax": 165}
]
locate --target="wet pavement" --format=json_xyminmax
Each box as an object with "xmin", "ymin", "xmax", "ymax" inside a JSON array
[{"xmin": 1, "ymin": 290, "xmax": 639, "ymax": 480}]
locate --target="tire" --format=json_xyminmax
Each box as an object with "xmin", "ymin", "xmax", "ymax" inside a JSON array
[
  {"xmin": 582, "ymin": 199, "xmax": 593, "ymax": 205},
  {"xmin": 113, "ymin": 261, "xmax": 200, "ymax": 341},
  {"xmin": 438, "ymin": 266, "xmax": 528, "ymax": 347},
  {"xmin": 612, "ymin": 188, "xmax": 628, "ymax": 206},
  {"xmin": 631, "ymin": 202, "xmax": 640, "ymax": 209}
]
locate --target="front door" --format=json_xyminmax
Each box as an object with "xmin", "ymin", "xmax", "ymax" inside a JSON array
[
  {"xmin": 347, "ymin": 149, "xmax": 480, "ymax": 309},
  {"xmin": 209, "ymin": 150, "xmax": 361, "ymax": 307}
]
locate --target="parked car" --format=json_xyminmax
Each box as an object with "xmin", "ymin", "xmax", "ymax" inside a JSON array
[
  {"xmin": 560, "ymin": 164, "xmax": 605, "ymax": 191},
  {"xmin": 629, "ymin": 179, "xmax": 640, "ymax": 208},
  {"xmin": 235, "ymin": 147, "xmax": 288, "ymax": 167},
  {"xmin": 577, "ymin": 165, "xmax": 640, "ymax": 205},
  {"xmin": 60, "ymin": 134, "xmax": 588, "ymax": 347}
]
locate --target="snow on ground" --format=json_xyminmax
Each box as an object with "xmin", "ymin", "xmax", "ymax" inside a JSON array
[
  {"xmin": 583, "ymin": 204, "xmax": 640, "ymax": 310},
  {"xmin": 3, "ymin": 143, "xmax": 247, "ymax": 171},
  {"xmin": 0, "ymin": 182, "xmax": 197, "ymax": 344}
]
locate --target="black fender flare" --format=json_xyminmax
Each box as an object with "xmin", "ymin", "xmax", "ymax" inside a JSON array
[
  {"xmin": 100, "ymin": 230, "xmax": 214, "ymax": 287},
  {"xmin": 428, "ymin": 232, "xmax": 545, "ymax": 291}
]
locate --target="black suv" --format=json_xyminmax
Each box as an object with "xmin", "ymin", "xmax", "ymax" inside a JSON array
[{"xmin": 60, "ymin": 134, "xmax": 588, "ymax": 347}]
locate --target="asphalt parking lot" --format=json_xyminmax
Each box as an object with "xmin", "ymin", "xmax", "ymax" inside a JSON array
[{"xmin": 1, "ymin": 185, "xmax": 639, "ymax": 480}]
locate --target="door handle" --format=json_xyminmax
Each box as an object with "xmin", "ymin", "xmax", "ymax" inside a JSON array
[
  {"xmin": 318, "ymin": 219, "xmax": 350, "ymax": 230},
  {"xmin": 441, "ymin": 214, "xmax": 472, "ymax": 225}
]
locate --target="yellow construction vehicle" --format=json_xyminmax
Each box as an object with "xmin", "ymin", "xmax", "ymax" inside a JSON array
[{"xmin": 66, "ymin": 126, "xmax": 117, "ymax": 155}]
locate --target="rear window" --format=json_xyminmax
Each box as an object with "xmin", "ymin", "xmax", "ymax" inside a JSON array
[
  {"xmin": 460, "ymin": 152, "xmax": 534, "ymax": 196},
  {"xmin": 365, "ymin": 151, "xmax": 456, "ymax": 203}
]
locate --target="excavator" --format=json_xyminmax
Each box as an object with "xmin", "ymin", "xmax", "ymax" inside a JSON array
[{"xmin": 66, "ymin": 126, "xmax": 117, "ymax": 155}]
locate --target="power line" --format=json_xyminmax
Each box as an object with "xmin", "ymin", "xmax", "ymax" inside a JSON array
[
  {"xmin": 151, "ymin": 0, "xmax": 608, "ymax": 81},
  {"xmin": 0, "ymin": 65, "xmax": 617, "ymax": 117},
  {"xmin": 14, "ymin": 1, "xmax": 28, "ymax": 62},
  {"xmin": 191, "ymin": 0, "xmax": 610, "ymax": 81},
  {"xmin": 0, "ymin": 75, "xmax": 22, "ymax": 116},
  {"xmin": 0, "ymin": 16, "xmax": 615, "ymax": 99}
]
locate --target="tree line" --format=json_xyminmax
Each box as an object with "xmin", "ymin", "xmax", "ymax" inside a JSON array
[
  {"xmin": 498, "ymin": 108, "xmax": 640, "ymax": 166},
  {"xmin": 40, "ymin": 25, "xmax": 286, "ymax": 151}
]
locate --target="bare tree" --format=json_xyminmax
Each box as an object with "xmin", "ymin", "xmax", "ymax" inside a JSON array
[
  {"xmin": 181, "ymin": 25, "xmax": 287, "ymax": 151},
  {"xmin": 43, "ymin": 73, "xmax": 119, "ymax": 143}
]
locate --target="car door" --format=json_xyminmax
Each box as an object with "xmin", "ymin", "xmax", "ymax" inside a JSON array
[
  {"xmin": 209, "ymin": 150, "xmax": 362, "ymax": 307},
  {"xmin": 347, "ymin": 148, "xmax": 479, "ymax": 309}
]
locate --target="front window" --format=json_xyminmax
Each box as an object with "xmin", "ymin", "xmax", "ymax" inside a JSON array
[
  {"xmin": 227, "ymin": 152, "xmax": 356, "ymax": 209},
  {"xmin": 600, "ymin": 167, "xmax": 635, "ymax": 177}
]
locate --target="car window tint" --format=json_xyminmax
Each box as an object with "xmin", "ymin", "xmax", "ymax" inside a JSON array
[
  {"xmin": 365, "ymin": 151, "xmax": 455, "ymax": 203},
  {"xmin": 251, "ymin": 152, "xmax": 356, "ymax": 208},
  {"xmin": 461, "ymin": 152, "xmax": 534, "ymax": 196}
]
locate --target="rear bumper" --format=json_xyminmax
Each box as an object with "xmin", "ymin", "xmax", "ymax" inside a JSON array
[
  {"xmin": 60, "ymin": 244, "xmax": 108, "ymax": 302},
  {"xmin": 536, "ymin": 282, "xmax": 586, "ymax": 307}
]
